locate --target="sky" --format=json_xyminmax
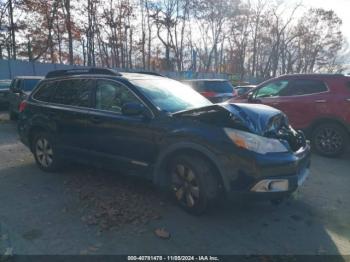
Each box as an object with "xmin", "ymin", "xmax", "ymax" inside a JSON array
[
  {"xmin": 279, "ymin": 0, "xmax": 350, "ymax": 67},
  {"xmin": 291, "ymin": 0, "xmax": 350, "ymax": 42}
]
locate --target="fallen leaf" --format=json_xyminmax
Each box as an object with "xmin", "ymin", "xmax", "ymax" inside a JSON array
[
  {"xmin": 4, "ymin": 247, "xmax": 13, "ymax": 256},
  {"xmin": 80, "ymin": 250, "xmax": 88, "ymax": 255},
  {"xmin": 318, "ymin": 246, "xmax": 326, "ymax": 254},
  {"xmin": 88, "ymin": 246, "xmax": 98, "ymax": 252},
  {"xmin": 1, "ymin": 234, "xmax": 8, "ymax": 241},
  {"xmin": 154, "ymin": 228, "xmax": 170, "ymax": 239}
]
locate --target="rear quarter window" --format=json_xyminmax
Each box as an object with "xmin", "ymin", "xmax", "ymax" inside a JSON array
[
  {"xmin": 51, "ymin": 79, "xmax": 94, "ymax": 107},
  {"xmin": 280, "ymin": 79, "xmax": 328, "ymax": 96}
]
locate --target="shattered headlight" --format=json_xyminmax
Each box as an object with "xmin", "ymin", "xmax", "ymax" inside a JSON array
[{"xmin": 224, "ymin": 128, "xmax": 289, "ymax": 154}]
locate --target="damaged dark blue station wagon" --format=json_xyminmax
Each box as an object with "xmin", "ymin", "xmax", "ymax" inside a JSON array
[{"xmin": 18, "ymin": 68, "xmax": 311, "ymax": 214}]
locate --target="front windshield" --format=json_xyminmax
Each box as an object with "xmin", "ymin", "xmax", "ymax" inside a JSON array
[{"xmin": 131, "ymin": 78, "xmax": 212, "ymax": 113}]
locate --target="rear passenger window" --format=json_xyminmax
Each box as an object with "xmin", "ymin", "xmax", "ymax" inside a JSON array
[
  {"xmin": 33, "ymin": 82, "xmax": 56, "ymax": 102},
  {"xmin": 51, "ymin": 79, "xmax": 94, "ymax": 107},
  {"xmin": 280, "ymin": 80, "xmax": 328, "ymax": 96}
]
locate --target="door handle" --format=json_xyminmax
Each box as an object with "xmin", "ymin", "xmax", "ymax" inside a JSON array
[
  {"xmin": 346, "ymin": 98, "xmax": 350, "ymax": 102},
  {"xmin": 90, "ymin": 116, "xmax": 102, "ymax": 124},
  {"xmin": 315, "ymin": 100, "xmax": 326, "ymax": 103}
]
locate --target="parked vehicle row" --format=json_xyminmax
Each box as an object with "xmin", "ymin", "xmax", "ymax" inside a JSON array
[
  {"xmin": 0, "ymin": 79, "xmax": 12, "ymax": 108},
  {"xmin": 17, "ymin": 68, "xmax": 311, "ymax": 214},
  {"xmin": 7, "ymin": 76, "xmax": 43, "ymax": 120},
  {"xmin": 2, "ymin": 72, "xmax": 349, "ymax": 159}
]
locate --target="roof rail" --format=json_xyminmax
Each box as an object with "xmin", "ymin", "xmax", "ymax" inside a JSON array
[
  {"xmin": 280, "ymin": 73, "xmax": 345, "ymax": 78},
  {"xmin": 45, "ymin": 68, "xmax": 122, "ymax": 78},
  {"xmin": 133, "ymin": 71, "xmax": 164, "ymax": 77}
]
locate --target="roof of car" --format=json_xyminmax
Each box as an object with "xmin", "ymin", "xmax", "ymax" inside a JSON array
[
  {"xmin": 44, "ymin": 68, "xmax": 166, "ymax": 81},
  {"xmin": 182, "ymin": 79, "xmax": 229, "ymax": 82},
  {"xmin": 236, "ymin": 85, "xmax": 256, "ymax": 88},
  {"xmin": 120, "ymin": 72, "xmax": 166, "ymax": 80},
  {"xmin": 278, "ymin": 73, "xmax": 345, "ymax": 79},
  {"xmin": 40, "ymin": 72, "xmax": 166, "ymax": 83}
]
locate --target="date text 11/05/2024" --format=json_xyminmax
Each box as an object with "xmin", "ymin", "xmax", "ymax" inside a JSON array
[{"xmin": 127, "ymin": 256, "xmax": 220, "ymax": 261}]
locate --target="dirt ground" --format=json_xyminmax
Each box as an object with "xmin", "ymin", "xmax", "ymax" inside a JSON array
[{"xmin": 0, "ymin": 111, "xmax": 350, "ymax": 256}]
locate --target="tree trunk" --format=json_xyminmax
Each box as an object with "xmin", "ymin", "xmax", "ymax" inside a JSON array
[
  {"xmin": 64, "ymin": 0, "xmax": 74, "ymax": 65},
  {"xmin": 8, "ymin": 0, "xmax": 16, "ymax": 59}
]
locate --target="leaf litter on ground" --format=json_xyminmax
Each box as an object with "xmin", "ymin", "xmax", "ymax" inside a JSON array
[{"xmin": 65, "ymin": 166, "xmax": 166, "ymax": 231}]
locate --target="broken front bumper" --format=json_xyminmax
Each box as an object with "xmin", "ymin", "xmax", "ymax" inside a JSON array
[{"xmin": 224, "ymin": 142, "xmax": 311, "ymax": 201}]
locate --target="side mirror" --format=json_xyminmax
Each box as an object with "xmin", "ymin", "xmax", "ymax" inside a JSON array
[{"xmin": 122, "ymin": 102, "xmax": 151, "ymax": 119}]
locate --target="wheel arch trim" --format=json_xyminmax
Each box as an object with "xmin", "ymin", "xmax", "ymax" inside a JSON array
[
  {"xmin": 309, "ymin": 117, "xmax": 350, "ymax": 135},
  {"xmin": 27, "ymin": 124, "xmax": 56, "ymax": 151}
]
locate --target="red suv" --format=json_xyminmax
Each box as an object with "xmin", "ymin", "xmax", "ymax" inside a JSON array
[{"xmin": 231, "ymin": 74, "xmax": 350, "ymax": 157}]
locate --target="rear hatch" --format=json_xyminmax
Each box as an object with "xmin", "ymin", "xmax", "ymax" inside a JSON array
[{"xmin": 197, "ymin": 81, "xmax": 234, "ymax": 103}]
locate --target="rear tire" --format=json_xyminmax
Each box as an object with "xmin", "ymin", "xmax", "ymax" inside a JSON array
[
  {"xmin": 311, "ymin": 123, "xmax": 348, "ymax": 157},
  {"xmin": 168, "ymin": 154, "xmax": 220, "ymax": 215},
  {"xmin": 32, "ymin": 132, "xmax": 62, "ymax": 172}
]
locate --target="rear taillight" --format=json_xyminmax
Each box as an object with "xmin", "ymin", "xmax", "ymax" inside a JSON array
[
  {"xmin": 19, "ymin": 100, "xmax": 27, "ymax": 113},
  {"xmin": 200, "ymin": 91, "xmax": 216, "ymax": 97}
]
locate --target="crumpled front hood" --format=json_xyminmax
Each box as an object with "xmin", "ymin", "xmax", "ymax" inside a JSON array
[{"xmin": 172, "ymin": 103, "xmax": 288, "ymax": 136}]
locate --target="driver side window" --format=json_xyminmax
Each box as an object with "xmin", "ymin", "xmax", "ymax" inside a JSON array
[
  {"xmin": 255, "ymin": 80, "xmax": 289, "ymax": 98},
  {"xmin": 95, "ymin": 80, "xmax": 140, "ymax": 113}
]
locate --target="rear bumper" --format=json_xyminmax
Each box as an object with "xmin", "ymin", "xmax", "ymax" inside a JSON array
[{"xmin": 222, "ymin": 142, "xmax": 311, "ymax": 200}]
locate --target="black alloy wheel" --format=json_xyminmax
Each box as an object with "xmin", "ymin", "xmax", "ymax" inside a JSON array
[
  {"xmin": 312, "ymin": 123, "xmax": 347, "ymax": 157},
  {"xmin": 169, "ymin": 155, "xmax": 219, "ymax": 215},
  {"xmin": 33, "ymin": 133, "xmax": 62, "ymax": 172}
]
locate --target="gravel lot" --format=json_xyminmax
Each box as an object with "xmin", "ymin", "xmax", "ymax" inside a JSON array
[{"xmin": 0, "ymin": 111, "xmax": 349, "ymax": 256}]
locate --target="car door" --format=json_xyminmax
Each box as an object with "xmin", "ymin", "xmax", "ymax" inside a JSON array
[
  {"xmin": 49, "ymin": 78, "xmax": 95, "ymax": 158},
  {"xmin": 276, "ymin": 79, "xmax": 329, "ymax": 129},
  {"xmin": 86, "ymin": 79, "xmax": 156, "ymax": 171}
]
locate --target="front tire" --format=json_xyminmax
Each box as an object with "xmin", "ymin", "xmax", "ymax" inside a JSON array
[
  {"xmin": 32, "ymin": 132, "xmax": 62, "ymax": 172},
  {"xmin": 311, "ymin": 123, "xmax": 348, "ymax": 157},
  {"xmin": 168, "ymin": 154, "xmax": 220, "ymax": 215}
]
